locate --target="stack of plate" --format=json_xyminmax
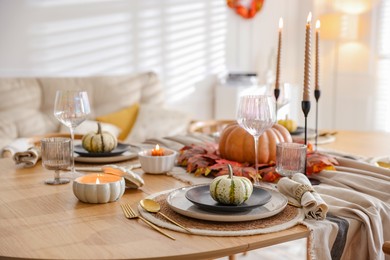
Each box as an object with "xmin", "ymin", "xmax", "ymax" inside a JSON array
[
  {"xmin": 74, "ymin": 143, "xmax": 138, "ymax": 163},
  {"xmin": 166, "ymin": 184, "xmax": 288, "ymax": 222}
]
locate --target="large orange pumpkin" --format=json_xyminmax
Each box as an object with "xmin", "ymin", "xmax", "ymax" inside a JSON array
[{"xmin": 218, "ymin": 123, "xmax": 292, "ymax": 164}]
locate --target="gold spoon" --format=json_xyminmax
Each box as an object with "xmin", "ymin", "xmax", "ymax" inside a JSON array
[{"xmin": 140, "ymin": 199, "xmax": 192, "ymax": 233}]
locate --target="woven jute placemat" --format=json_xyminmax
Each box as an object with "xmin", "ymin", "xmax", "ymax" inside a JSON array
[{"xmin": 139, "ymin": 190, "xmax": 305, "ymax": 237}]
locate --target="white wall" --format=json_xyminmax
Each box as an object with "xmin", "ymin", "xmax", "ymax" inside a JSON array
[{"xmin": 1, "ymin": 0, "xmax": 384, "ymax": 132}]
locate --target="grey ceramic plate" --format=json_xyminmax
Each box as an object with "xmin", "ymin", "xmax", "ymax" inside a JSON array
[
  {"xmin": 74, "ymin": 143, "xmax": 130, "ymax": 157},
  {"xmin": 167, "ymin": 185, "xmax": 288, "ymax": 222},
  {"xmin": 185, "ymin": 184, "xmax": 272, "ymax": 212}
]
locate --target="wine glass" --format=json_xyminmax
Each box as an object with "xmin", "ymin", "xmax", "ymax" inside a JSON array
[
  {"xmin": 41, "ymin": 137, "xmax": 71, "ymax": 185},
  {"xmin": 237, "ymin": 95, "xmax": 276, "ymax": 185},
  {"xmin": 54, "ymin": 90, "xmax": 90, "ymax": 177}
]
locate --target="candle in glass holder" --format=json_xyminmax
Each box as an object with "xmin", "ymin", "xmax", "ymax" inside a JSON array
[
  {"xmin": 151, "ymin": 144, "xmax": 164, "ymax": 156},
  {"xmin": 303, "ymin": 12, "xmax": 312, "ymax": 102}
]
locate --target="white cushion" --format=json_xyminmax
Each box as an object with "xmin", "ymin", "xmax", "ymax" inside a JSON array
[
  {"xmin": 125, "ymin": 104, "xmax": 191, "ymax": 143},
  {"xmin": 59, "ymin": 120, "xmax": 121, "ymax": 137}
]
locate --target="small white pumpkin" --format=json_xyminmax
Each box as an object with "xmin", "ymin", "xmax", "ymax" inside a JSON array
[
  {"xmin": 82, "ymin": 123, "xmax": 118, "ymax": 153},
  {"xmin": 209, "ymin": 164, "xmax": 253, "ymax": 205}
]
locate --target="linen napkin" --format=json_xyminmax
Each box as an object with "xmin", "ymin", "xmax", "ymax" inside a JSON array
[
  {"xmin": 0, "ymin": 138, "xmax": 42, "ymax": 168},
  {"xmin": 12, "ymin": 146, "xmax": 41, "ymax": 168},
  {"xmin": 277, "ymin": 173, "xmax": 328, "ymax": 220}
]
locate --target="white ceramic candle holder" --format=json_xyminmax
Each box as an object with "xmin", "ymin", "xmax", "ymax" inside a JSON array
[
  {"xmin": 73, "ymin": 174, "xmax": 125, "ymax": 204},
  {"xmin": 138, "ymin": 148, "xmax": 177, "ymax": 174}
]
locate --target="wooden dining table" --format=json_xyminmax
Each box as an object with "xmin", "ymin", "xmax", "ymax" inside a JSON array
[{"xmin": 1, "ymin": 130, "xmax": 389, "ymax": 260}]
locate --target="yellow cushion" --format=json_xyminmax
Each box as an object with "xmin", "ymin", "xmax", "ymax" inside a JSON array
[{"xmin": 96, "ymin": 103, "xmax": 140, "ymax": 140}]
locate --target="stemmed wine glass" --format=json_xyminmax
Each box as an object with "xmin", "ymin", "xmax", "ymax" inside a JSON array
[
  {"xmin": 54, "ymin": 90, "xmax": 91, "ymax": 177},
  {"xmin": 237, "ymin": 95, "xmax": 276, "ymax": 186}
]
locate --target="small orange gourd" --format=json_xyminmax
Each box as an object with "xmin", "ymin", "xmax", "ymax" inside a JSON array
[{"xmin": 218, "ymin": 123, "xmax": 292, "ymax": 164}]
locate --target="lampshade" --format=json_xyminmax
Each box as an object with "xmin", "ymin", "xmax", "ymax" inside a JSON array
[
  {"xmin": 319, "ymin": 13, "xmax": 362, "ymax": 41},
  {"xmin": 332, "ymin": 0, "xmax": 371, "ymax": 15}
]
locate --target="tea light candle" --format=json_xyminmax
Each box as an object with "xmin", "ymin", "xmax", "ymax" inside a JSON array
[
  {"xmin": 151, "ymin": 144, "xmax": 164, "ymax": 156},
  {"xmin": 138, "ymin": 148, "xmax": 177, "ymax": 174},
  {"xmin": 73, "ymin": 174, "xmax": 125, "ymax": 204}
]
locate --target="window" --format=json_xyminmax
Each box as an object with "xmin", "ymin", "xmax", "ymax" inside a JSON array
[{"xmin": 374, "ymin": 0, "xmax": 390, "ymax": 131}]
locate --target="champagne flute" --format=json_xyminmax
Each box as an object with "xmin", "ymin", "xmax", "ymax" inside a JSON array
[
  {"xmin": 237, "ymin": 95, "xmax": 276, "ymax": 185},
  {"xmin": 41, "ymin": 137, "xmax": 71, "ymax": 185},
  {"xmin": 54, "ymin": 90, "xmax": 90, "ymax": 176}
]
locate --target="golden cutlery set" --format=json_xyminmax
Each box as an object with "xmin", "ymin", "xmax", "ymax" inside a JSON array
[{"xmin": 120, "ymin": 199, "xmax": 192, "ymax": 240}]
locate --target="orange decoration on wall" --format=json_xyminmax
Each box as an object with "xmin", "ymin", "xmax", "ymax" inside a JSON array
[{"xmin": 227, "ymin": 0, "xmax": 265, "ymax": 19}]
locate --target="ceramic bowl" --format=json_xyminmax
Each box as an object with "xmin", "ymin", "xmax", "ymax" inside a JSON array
[
  {"xmin": 73, "ymin": 174, "xmax": 125, "ymax": 204},
  {"xmin": 138, "ymin": 149, "xmax": 177, "ymax": 174}
]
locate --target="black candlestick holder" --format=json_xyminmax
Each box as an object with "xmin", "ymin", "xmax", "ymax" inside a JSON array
[
  {"xmin": 314, "ymin": 89, "xmax": 321, "ymax": 151},
  {"xmin": 301, "ymin": 100, "xmax": 311, "ymax": 145},
  {"xmin": 302, "ymin": 100, "xmax": 320, "ymax": 185},
  {"xmin": 274, "ymin": 88, "xmax": 280, "ymax": 116}
]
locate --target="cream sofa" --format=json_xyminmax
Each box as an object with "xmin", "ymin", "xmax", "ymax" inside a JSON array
[{"xmin": 0, "ymin": 72, "xmax": 191, "ymax": 151}]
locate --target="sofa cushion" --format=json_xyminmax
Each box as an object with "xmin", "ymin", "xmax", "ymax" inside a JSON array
[
  {"xmin": 96, "ymin": 103, "xmax": 139, "ymax": 140},
  {"xmin": 125, "ymin": 104, "xmax": 191, "ymax": 144},
  {"xmin": 0, "ymin": 78, "xmax": 58, "ymax": 141},
  {"xmin": 59, "ymin": 120, "xmax": 121, "ymax": 137},
  {"xmin": 38, "ymin": 72, "xmax": 163, "ymax": 120}
]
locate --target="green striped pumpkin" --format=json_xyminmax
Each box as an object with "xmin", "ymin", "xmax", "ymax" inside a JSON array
[
  {"xmin": 82, "ymin": 123, "xmax": 118, "ymax": 153},
  {"xmin": 209, "ymin": 164, "xmax": 253, "ymax": 205}
]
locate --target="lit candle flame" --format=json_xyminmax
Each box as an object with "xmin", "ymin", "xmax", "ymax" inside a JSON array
[
  {"xmin": 307, "ymin": 12, "xmax": 312, "ymax": 23},
  {"xmin": 151, "ymin": 144, "xmax": 164, "ymax": 156},
  {"xmin": 316, "ymin": 20, "xmax": 321, "ymax": 30},
  {"xmin": 278, "ymin": 17, "xmax": 283, "ymax": 30},
  {"xmin": 96, "ymin": 177, "xmax": 100, "ymax": 184}
]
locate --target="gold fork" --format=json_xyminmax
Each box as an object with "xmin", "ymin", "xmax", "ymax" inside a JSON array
[{"xmin": 120, "ymin": 203, "xmax": 175, "ymax": 240}]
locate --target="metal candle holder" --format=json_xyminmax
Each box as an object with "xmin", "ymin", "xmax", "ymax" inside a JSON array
[
  {"xmin": 314, "ymin": 89, "xmax": 321, "ymax": 150},
  {"xmin": 301, "ymin": 101, "xmax": 311, "ymax": 145},
  {"xmin": 274, "ymin": 88, "xmax": 280, "ymax": 116},
  {"xmin": 301, "ymin": 100, "xmax": 311, "ymax": 176}
]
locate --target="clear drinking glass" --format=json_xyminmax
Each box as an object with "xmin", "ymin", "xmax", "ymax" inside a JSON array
[
  {"xmin": 237, "ymin": 95, "xmax": 276, "ymax": 185},
  {"xmin": 54, "ymin": 90, "xmax": 90, "ymax": 177},
  {"xmin": 276, "ymin": 142, "xmax": 307, "ymax": 178},
  {"xmin": 41, "ymin": 137, "xmax": 71, "ymax": 185}
]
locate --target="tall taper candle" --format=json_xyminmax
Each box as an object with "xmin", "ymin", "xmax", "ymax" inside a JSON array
[
  {"xmin": 315, "ymin": 20, "xmax": 320, "ymax": 91},
  {"xmin": 275, "ymin": 17, "xmax": 283, "ymax": 91},
  {"xmin": 303, "ymin": 12, "xmax": 312, "ymax": 101}
]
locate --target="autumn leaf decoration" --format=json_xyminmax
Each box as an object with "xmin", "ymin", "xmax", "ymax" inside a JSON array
[
  {"xmin": 306, "ymin": 152, "xmax": 339, "ymax": 175},
  {"xmin": 177, "ymin": 143, "xmax": 258, "ymax": 180},
  {"xmin": 227, "ymin": 0, "xmax": 265, "ymax": 19},
  {"xmin": 177, "ymin": 143, "xmax": 339, "ymax": 182}
]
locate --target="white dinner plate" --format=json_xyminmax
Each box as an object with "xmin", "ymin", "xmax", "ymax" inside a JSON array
[{"xmin": 167, "ymin": 185, "xmax": 288, "ymax": 222}]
